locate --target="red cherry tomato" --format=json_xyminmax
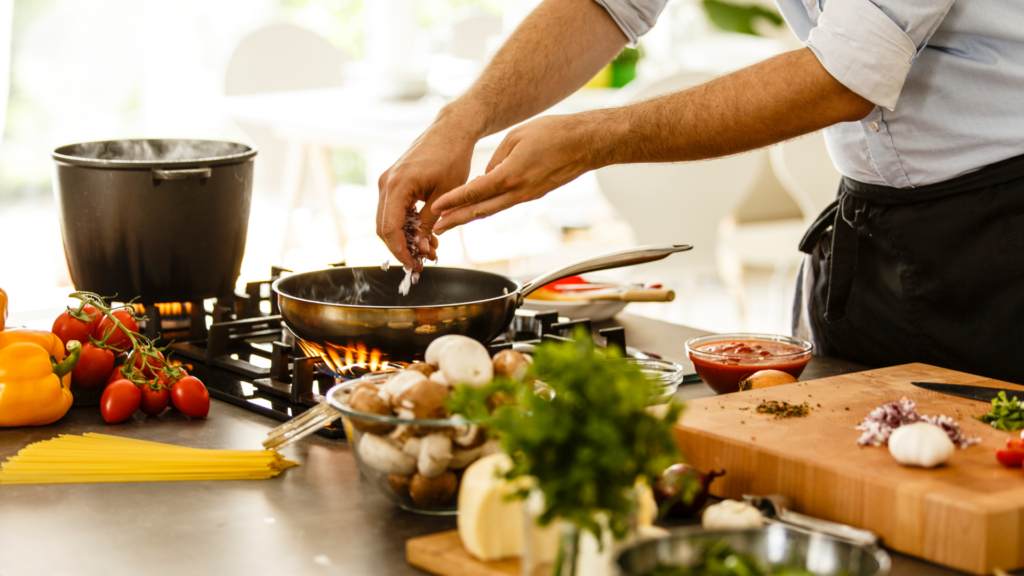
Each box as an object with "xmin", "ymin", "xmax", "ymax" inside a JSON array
[
  {"xmin": 995, "ymin": 438, "xmax": 1024, "ymax": 468},
  {"xmin": 51, "ymin": 304, "xmax": 101, "ymax": 347},
  {"xmin": 130, "ymin": 350, "xmax": 165, "ymax": 379},
  {"xmin": 100, "ymin": 379, "xmax": 142, "ymax": 424},
  {"xmin": 95, "ymin": 309, "xmax": 139, "ymax": 353},
  {"xmin": 105, "ymin": 365, "xmax": 130, "ymax": 386},
  {"xmin": 139, "ymin": 381, "xmax": 170, "ymax": 416},
  {"xmin": 71, "ymin": 342, "xmax": 116, "ymax": 389},
  {"xmin": 170, "ymin": 376, "xmax": 209, "ymax": 418}
]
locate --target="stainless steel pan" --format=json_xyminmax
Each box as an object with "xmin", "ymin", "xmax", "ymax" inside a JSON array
[{"xmin": 272, "ymin": 244, "xmax": 691, "ymax": 355}]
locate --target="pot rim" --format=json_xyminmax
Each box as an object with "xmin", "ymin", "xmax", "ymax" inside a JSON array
[{"xmin": 51, "ymin": 138, "xmax": 257, "ymax": 170}]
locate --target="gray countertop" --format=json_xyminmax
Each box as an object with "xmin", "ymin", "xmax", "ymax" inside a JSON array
[{"xmin": 0, "ymin": 314, "xmax": 976, "ymax": 576}]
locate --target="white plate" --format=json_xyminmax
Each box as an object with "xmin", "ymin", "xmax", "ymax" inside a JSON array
[{"xmin": 521, "ymin": 299, "xmax": 628, "ymax": 322}]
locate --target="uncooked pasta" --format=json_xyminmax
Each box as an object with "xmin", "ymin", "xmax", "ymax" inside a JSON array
[{"xmin": 0, "ymin": 433, "xmax": 297, "ymax": 484}]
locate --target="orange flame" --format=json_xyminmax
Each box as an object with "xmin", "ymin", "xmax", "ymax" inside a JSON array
[{"xmin": 297, "ymin": 340, "xmax": 388, "ymax": 374}]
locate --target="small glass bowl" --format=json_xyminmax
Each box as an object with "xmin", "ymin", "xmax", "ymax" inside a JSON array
[
  {"xmin": 615, "ymin": 358, "xmax": 686, "ymax": 404},
  {"xmin": 685, "ymin": 333, "xmax": 812, "ymax": 395},
  {"xmin": 328, "ymin": 372, "xmax": 490, "ymax": 516}
]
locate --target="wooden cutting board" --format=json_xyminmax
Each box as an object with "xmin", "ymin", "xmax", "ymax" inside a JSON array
[
  {"xmin": 407, "ymin": 530, "xmax": 519, "ymax": 576},
  {"xmin": 675, "ymin": 363, "xmax": 1024, "ymax": 575}
]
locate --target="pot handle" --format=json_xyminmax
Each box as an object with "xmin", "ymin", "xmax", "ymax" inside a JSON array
[
  {"xmin": 518, "ymin": 244, "xmax": 692, "ymax": 304},
  {"xmin": 152, "ymin": 167, "xmax": 212, "ymax": 180}
]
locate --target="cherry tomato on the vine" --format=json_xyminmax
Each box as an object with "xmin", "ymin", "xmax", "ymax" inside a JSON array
[
  {"xmin": 71, "ymin": 342, "xmax": 115, "ymax": 389},
  {"xmin": 995, "ymin": 439, "xmax": 1024, "ymax": 468},
  {"xmin": 51, "ymin": 304, "xmax": 101, "ymax": 347},
  {"xmin": 170, "ymin": 376, "xmax": 209, "ymax": 418},
  {"xmin": 130, "ymin": 350, "xmax": 165, "ymax": 379},
  {"xmin": 100, "ymin": 379, "xmax": 142, "ymax": 424},
  {"xmin": 95, "ymin": 309, "xmax": 139, "ymax": 353},
  {"xmin": 139, "ymin": 381, "xmax": 170, "ymax": 416}
]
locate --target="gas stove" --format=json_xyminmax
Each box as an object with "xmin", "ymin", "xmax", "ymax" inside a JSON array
[{"xmin": 151, "ymin": 268, "xmax": 661, "ymax": 439}]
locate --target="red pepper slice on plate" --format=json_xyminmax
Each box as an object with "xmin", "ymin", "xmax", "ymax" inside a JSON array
[{"xmin": 995, "ymin": 438, "xmax": 1024, "ymax": 468}]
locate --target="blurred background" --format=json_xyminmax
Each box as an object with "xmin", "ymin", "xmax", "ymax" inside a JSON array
[{"xmin": 0, "ymin": 0, "xmax": 839, "ymax": 334}]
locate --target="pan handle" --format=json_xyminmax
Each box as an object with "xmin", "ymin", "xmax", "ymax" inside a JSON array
[{"xmin": 518, "ymin": 244, "xmax": 692, "ymax": 304}]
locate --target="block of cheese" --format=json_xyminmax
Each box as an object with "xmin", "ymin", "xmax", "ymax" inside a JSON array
[{"xmin": 457, "ymin": 453, "xmax": 524, "ymax": 560}]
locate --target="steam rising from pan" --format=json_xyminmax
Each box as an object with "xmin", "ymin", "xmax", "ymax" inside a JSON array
[{"xmin": 58, "ymin": 139, "xmax": 250, "ymax": 163}]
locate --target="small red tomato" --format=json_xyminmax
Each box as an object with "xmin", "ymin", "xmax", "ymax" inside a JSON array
[
  {"xmin": 130, "ymin": 350, "xmax": 165, "ymax": 379},
  {"xmin": 95, "ymin": 309, "xmax": 140, "ymax": 353},
  {"xmin": 71, "ymin": 342, "xmax": 116, "ymax": 389},
  {"xmin": 170, "ymin": 376, "xmax": 209, "ymax": 418},
  {"xmin": 105, "ymin": 365, "xmax": 130, "ymax": 386},
  {"xmin": 100, "ymin": 379, "xmax": 142, "ymax": 424},
  {"xmin": 139, "ymin": 381, "xmax": 170, "ymax": 416},
  {"xmin": 51, "ymin": 304, "xmax": 101, "ymax": 347},
  {"xmin": 995, "ymin": 438, "xmax": 1024, "ymax": 468}
]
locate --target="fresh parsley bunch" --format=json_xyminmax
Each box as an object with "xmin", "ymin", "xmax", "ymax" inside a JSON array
[
  {"xmin": 975, "ymin": 391, "xmax": 1024, "ymax": 431},
  {"xmin": 447, "ymin": 330, "xmax": 685, "ymax": 542}
]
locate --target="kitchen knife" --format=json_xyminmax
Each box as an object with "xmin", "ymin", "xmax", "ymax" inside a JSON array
[{"xmin": 911, "ymin": 382, "xmax": 1024, "ymax": 403}]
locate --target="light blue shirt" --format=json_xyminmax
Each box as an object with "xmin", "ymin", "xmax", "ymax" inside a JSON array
[{"xmin": 594, "ymin": 0, "xmax": 1024, "ymax": 188}]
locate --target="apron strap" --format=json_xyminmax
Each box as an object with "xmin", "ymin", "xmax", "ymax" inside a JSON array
[{"xmin": 798, "ymin": 191, "xmax": 871, "ymax": 323}]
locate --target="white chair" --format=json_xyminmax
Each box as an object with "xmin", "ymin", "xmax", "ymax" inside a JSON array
[
  {"xmin": 224, "ymin": 24, "xmax": 349, "ymax": 260},
  {"xmin": 594, "ymin": 71, "xmax": 768, "ymax": 325},
  {"xmin": 716, "ymin": 130, "xmax": 842, "ymax": 330}
]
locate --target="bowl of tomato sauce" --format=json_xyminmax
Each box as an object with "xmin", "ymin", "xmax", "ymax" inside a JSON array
[{"xmin": 685, "ymin": 333, "xmax": 812, "ymax": 394}]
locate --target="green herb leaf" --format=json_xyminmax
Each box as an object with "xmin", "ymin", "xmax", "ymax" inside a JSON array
[{"xmin": 975, "ymin": 391, "xmax": 1024, "ymax": 431}]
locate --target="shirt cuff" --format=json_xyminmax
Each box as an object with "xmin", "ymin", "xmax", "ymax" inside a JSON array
[
  {"xmin": 591, "ymin": 0, "xmax": 668, "ymax": 47},
  {"xmin": 805, "ymin": 0, "xmax": 916, "ymax": 110}
]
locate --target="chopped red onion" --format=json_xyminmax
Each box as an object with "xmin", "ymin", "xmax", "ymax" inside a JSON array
[
  {"xmin": 398, "ymin": 208, "xmax": 423, "ymax": 296},
  {"xmin": 856, "ymin": 397, "xmax": 979, "ymax": 449}
]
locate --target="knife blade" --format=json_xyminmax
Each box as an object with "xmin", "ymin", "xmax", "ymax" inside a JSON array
[{"xmin": 911, "ymin": 382, "xmax": 1024, "ymax": 403}]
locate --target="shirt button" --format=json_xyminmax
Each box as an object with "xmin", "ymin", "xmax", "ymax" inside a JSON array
[{"xmin": 868, "ymin": 121, "xmax": 880, "ymax": 132}]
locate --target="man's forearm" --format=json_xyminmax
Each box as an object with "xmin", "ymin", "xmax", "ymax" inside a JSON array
[
  {"xmin": 591, "ymin": 48, "xmax": 875, "ymax": 166},
  {"xmin": 441, "ymin": 0, "xmax": 628, "ymax": 140}
]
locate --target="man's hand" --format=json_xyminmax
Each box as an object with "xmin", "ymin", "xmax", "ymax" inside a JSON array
[
  {"xmin": 432, "ymin": 112, "xmax": 614, "ymax": 235},
  {"xmin": 376, "ymin": 117, "xmax": 479, "ymax": 270}
]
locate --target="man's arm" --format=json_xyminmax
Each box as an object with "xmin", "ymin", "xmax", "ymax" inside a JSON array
[
  {"xmin": 377, "ymin": 0, "xmax": 628, "ymax": 269},
  {"xmin": 431, "ymin": 48, "xmax": 874, "ymax": 233}
]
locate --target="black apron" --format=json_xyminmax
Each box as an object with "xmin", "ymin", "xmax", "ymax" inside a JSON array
[{"xmin": 794, "ymin": 153, "xmax": 1024, "ymax": 384}]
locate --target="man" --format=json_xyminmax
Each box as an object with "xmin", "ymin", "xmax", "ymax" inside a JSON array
[{"xmin": 377, "ymin": 0, "xmax": 1024, "ymax": 382}]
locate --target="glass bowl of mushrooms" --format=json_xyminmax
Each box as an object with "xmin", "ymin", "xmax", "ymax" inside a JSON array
[{"xmin": 332, "ymin": 336, "xmax": 535, "ymax": 515}]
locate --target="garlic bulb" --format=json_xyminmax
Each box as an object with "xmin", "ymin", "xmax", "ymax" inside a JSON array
[
  {"xmin": 701, "ymin": 499, "xmax": 764, "ymax": 530},
  {"xmin": 888, "ymin": 422, "xmax": 954, "ymax": 468}
]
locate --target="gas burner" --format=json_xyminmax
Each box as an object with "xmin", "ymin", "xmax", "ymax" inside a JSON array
[{"xmin": 163, "ymin": 266, "xmax": 659, "ymax": 440}]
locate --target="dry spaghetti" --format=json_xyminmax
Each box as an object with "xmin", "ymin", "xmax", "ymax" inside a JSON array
[{"xmin": 0, "ymin": 433, "xmax": 297, "ymax": 485}]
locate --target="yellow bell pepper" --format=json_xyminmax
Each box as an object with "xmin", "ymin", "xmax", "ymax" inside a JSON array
[{"xmin": 0, "ymin": 329, "xmax": 80, "ymax": 427}]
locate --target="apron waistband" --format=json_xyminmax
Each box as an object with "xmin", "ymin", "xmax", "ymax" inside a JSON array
[{"xmin": 799, "ymin": 151, "xmax": 1024, "ymax": 323}]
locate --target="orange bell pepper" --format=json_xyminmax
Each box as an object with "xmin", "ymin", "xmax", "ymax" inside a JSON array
[
  {"xmin": 0, "ymin": 286, "xmax": 7, "ymax": 331},
  {"xmin": 0, "ymin": 329, "xmax": 80, "ymax": 427}
]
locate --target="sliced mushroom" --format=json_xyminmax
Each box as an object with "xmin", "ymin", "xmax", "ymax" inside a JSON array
[
  {"xmin": 425, "ymin": 334, "xmax": 475, "ymax": 368},
  {"xmin": 409, "ymin": 470, "xmax": 458, "ymax": 508},
  {"xmin": 357, "ymin": 433, "xmax": 416, "ymax": 475},
  {"xmin": 393, "ymin": 379, "xmax": 450, "ymax": 420},
  {"xmin": 388, "ymin": 474, "xmax": 412, "ymax": 498},
  {"xmin": 429, "ymin": 370, "xmax": 450, "ymax": 387},
  {"xmin": 406, "ymin": 363, "xmax": 435, "ymax": 378},
  {"xmin": 492, "ymin": 349, "xmax": 530, "ymax": 381},
  {"xmin": 382, "ymin": 370, "xmax": 427, "ymax": 406},
  {"xmin": 439, "ymin": 339, "xmax": 493, "ymax": 387},
  {"xmin": 452, "ymin": 424, "xmax": 487, "ymax": 449},
  {"xmin": 449, "ymin": 444, "xmax": 485, "ymax": 469},
  {"xmin": 418, "ymin": 433, "xmax": 453, "ymax": 478},
  {"xmin": 348, "ymin": 387, "xmax": 395, "ymax": 435}
]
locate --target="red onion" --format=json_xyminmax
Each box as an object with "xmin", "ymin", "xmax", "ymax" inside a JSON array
[{"xmin": 652, "ymin": 463, "xmax": 725, "ymax": 518}]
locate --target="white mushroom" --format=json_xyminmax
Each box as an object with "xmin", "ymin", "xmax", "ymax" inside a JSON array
[
  {"xmin": 452, "ymin": 424, "xmax": 487, "ymax": 449},
  {"xmin": 418, "ymin": 433, "xmax": 453, "ymax": 478},
  {"xmin": 492, "ymin": 349, "xmax": 530, "ymax": 381},
  {"xmin": 389, "ymin": 424, "xmax": 414, "ymax": 444},
  {"xmin": 381, "ymin": 370, "xmax": 427, "ymax": 406},
  {"xmin": 449, "ymin": 444, "xmax": 485, "ymax": 469},
  {"xmin": 425, "ymin": 335, "xmax": 476, "ymax": 368},
  {"xmin": 403, "ymin": 436, "xmax": 423, "ymax": 458},
  {"xmin": 357, "ymin": 433, "xmax": 416, "ymax": 476},
  {"xmin": 429, "ymin": 370, "xmax": 450, "ymax": 387},
  {"xmin": 440, "ymin": 339, "xmax": 493, "ymax": 387}
]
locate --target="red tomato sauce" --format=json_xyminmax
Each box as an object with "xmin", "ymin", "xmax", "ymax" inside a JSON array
[{"xmin": 689, "ymin": 340, "xmax": 810, "ymax": 393}]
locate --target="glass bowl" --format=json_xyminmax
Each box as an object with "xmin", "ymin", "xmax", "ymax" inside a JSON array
[
  {"xmin": 615, "ymin": 358, "xmax": 686, "ymax": 403},
  {"xmin": 328, "ymin": 372, "xmax": 493, "ymax": 516},
  {"xmin": 685, "ymin": 333, "xmax": 812, "ymax": 395}
]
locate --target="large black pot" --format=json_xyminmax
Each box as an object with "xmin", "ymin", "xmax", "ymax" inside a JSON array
[{"xmin": 52, "ymin": 139, "xmax": 257, "ymax": 303}]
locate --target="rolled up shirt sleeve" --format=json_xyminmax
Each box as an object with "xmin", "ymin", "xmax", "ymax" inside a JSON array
[
  {"xmin": 591, "ymin": 0, "xmax": 669, "ymax": 46},
  {"xmin": 806, "ymin": 0, "xmax": 953, "ymax": 109}
]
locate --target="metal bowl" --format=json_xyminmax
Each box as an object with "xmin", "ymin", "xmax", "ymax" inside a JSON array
[{"xmin": 616, "ymin": 524, "xmax": 890, "ymax": 576}]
